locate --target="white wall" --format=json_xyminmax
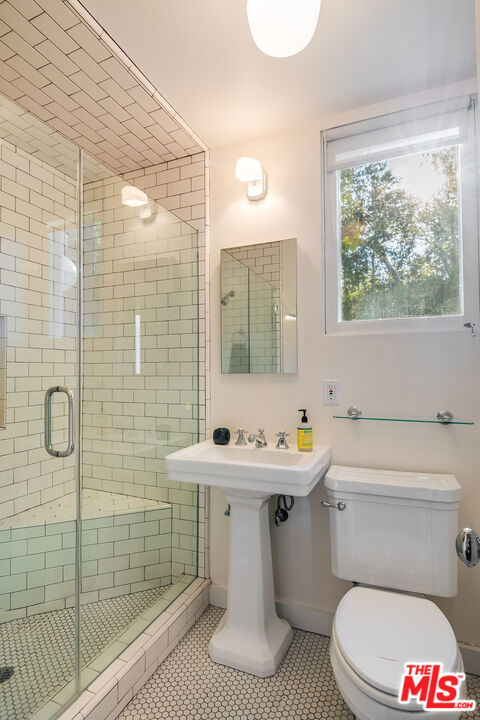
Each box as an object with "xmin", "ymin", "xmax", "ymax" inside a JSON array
[{"xmin": 209, "ymin": 89, "xmax": 480, "ymax": 648}]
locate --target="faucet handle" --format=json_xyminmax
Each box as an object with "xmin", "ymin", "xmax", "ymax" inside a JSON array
[
  {"xmin": 275, "ymin": 431, "xmax": 289, "ymax": 449},
  {"xmin": 235, "ymin": 428, "xmax": 248, "ymax": 446}
]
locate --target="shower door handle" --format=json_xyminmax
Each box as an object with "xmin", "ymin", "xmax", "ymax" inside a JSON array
[{"xmin": 45, "ymin": 386, "xmax": 75, "ymax": 457}]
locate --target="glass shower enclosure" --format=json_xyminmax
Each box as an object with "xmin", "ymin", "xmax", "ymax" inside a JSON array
[{"xmin": 0, "ymin": 92, "xmax": 200, "ymax": 720}]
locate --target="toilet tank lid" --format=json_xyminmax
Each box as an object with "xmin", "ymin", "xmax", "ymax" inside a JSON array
[{"xmin": 325, "ymin": 465, "xmax": 462, "ymax": 502}]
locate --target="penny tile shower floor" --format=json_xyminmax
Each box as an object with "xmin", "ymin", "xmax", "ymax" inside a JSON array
[
  {"xmin": 0, "ymin": 585, "xmax": 172, "ymax": 720},
  {"xmin": 119, "ymin": 606, "xmax": 480, "ymax": 720}
]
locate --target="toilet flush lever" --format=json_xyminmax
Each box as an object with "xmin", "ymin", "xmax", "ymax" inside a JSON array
[
  {"xmin": 456, "ymin": 527, "xmax": 480, "ymax": 567},
  {"xmin": 320, "ymin": 500, "xmax": 346, "ymax": 511}
]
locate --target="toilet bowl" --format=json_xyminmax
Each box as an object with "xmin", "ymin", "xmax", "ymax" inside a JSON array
[
  {"xmin": 330, "ymin": 586, "xmax": 463, "ymax": 720},
  {"xmin": 324, "ymin": 465, "xmax": 464, "ymax": 720}
]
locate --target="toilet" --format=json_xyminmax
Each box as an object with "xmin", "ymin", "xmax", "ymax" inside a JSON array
[{"xmin": 325, "ymin": 465, "xmax": 464, "ymax": 720}]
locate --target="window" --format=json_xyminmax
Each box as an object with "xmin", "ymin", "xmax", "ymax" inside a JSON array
[{"xmin": 323, "ymin": 97, "xmax": 478, "ymax": 334}]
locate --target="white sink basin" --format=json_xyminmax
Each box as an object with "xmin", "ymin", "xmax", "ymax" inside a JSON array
[
  {"xmin": 166, "ymin": 440, "xmax": 331, "ymax": 496},
  {"xmin": 166, "ymin": 439, "xmax": 331, "ymax": 678}
]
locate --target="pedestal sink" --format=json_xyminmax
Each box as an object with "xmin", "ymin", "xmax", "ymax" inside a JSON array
[{"xmin": 166, "ymin": 440, "xmax": 331, "ymax": 677}]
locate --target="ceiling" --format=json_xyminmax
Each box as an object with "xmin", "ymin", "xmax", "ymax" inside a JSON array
[
  {"xmin": 0, "ymin": 0, "xmax": 203, "ymax": 176},
  {"xmin": 81, "ymin": 0, "xmax": 476, "ymax": 149},
  {"xmin": 0, "ymin": 91, "xmax": 109, "ymax": 182}
]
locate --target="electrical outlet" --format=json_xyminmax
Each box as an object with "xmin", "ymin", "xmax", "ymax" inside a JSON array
[{"xmin": 324, "ymin": 380, "xmax": 340, "ymax": 406}]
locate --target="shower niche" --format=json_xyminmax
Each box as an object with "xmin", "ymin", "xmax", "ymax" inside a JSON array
[{"xmin": 220, "ymin": 239, "xmax": 297, "ymax": 373}]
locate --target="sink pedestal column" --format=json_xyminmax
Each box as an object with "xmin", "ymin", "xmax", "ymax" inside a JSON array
[{"xmin": 209, "ymin": 490, "xmax": 293, "ymax": 677}]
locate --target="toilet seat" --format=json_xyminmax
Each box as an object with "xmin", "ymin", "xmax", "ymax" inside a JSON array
[
  {"xmin": 332, "ymin": 586, "xmax": 461, "ymax": 711},
  {"xmin": 330, "ymin": 629, "xmax": 463, "ymax": 719}
]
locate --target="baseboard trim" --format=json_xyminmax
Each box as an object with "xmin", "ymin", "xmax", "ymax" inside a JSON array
[
  {"xmin": 209, "ymin": 584, "xmax": 228, "ymax": 610},
  {"xmin": 460, "ymin": 643, "xmax": 480, "ymax": 677},
  {"xmin": 209, "ymin": 584, "xmax": 333, "ymax": 637},
  {"xmin": 210, "ymin": 584, "xmax": 480, "ymax": 677}
]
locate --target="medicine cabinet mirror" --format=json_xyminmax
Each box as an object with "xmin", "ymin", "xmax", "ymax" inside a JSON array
[{"xmin": 220, "ymin": 239, "xmax": 297, "ymax": 374}]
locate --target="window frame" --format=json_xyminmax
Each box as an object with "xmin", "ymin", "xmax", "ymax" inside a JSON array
[{"xmin": 322, "ymin": 97, "xmax": 480, "ymax": 336}]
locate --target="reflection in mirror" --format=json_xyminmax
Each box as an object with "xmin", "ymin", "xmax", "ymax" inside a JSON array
[{"xmin": 221, "ymin": 239, "xmax": 297, "ymax": 374}]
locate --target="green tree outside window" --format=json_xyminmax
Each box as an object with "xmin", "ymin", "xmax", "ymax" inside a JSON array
[{"xmin": 339, "ymin": 146, "xmax": 461, "ymax": 322}]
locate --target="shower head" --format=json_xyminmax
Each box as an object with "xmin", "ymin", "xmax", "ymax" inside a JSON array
[{"xmin": 221, "ymin": 290, "xmax": 236, "ymax": 306}]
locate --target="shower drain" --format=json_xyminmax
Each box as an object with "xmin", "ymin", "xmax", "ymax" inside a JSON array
[{"xmin": 0, "ymin": 666, "xmax": 14, "ymax": 683}]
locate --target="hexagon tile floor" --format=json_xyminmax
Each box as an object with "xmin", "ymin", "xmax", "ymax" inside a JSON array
[
  {"xmin": 0, "ymin": 584, "xmax": 172, "ymax": 720},
  {"xmin": 119, "ymin": 606, "xmax": 480, "ymax": 720}
]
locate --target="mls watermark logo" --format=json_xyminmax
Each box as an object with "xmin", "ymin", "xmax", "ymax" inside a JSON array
[{"xmin": 399, "ymin": 664, "xmax": 476, "ymax": 712}]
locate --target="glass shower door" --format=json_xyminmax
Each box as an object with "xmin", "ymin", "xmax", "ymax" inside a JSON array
[
  {"xmin": 77, "ymin": 152, "xmax": 200, "ymax": 688},
  {"xmin": 0, "ymin": 120, "xmax": 81, "ymax": 719}
]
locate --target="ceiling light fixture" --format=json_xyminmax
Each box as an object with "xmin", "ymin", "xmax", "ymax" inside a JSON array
[
  {"xmin": 235, "ymin": 157, "xmax": 268, "ymax": 200},
  {"xmin": 247, "ymin": 0, "xmax": 321, "ymax": 58},
  {"xmin": 121, "ymin": 185, "xmax": 148, "ymax": 207}
]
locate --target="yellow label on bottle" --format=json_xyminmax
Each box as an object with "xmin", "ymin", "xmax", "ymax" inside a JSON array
[{"xmin": 297, "ymin": 427, "xmax": 313, "ymax": 451}]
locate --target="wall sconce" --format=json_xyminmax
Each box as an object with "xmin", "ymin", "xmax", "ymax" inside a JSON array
[
  {"xmin": 235, "ymin": 157, "xmax": 268, "ymax": 201},
  {"xmin": 121, "ymin": 185, "xmax": 148, "ymax": 207}
]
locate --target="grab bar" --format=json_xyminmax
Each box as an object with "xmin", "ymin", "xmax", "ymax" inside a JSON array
[{"xmin": 45, "ymin": 386, "xmax": 75, "ymax": 458}]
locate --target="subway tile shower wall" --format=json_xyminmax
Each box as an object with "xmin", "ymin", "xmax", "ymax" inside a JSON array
[
  {"xmin": 0, "ymin": 138, "xmax": 78, "ymax": 522},
  {"xmin": 0, "ymin": 506, "xmax": 172, "ymax": 623},
  {"xmin": 82, "ymin": 154, "xmax": 207, "ymax": 579},
  {"xmin": 0, "ymin": 142, "xmax": 207, "ymax": 576}
]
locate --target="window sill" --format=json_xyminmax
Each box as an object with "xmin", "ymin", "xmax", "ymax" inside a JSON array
[{"xmin": 324, "ymin": 316, "xmax": 477, "ymax": 337}]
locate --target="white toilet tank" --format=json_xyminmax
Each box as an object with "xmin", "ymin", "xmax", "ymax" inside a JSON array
[{"xmin": 325, "ymin": 465, "xmax": 462, "ymax": 597}]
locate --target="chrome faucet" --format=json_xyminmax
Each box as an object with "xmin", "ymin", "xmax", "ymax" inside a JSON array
[
  {"xmin": 248, "ymin": 428, "xmax": 267, "ymax": 448},
  {"xmin": 235, "ymin": 428, "xmax": 248, "ymax": 446}
]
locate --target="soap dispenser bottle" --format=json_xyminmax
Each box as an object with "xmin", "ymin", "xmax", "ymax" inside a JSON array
[{"xmin": 297, "ymin": 409, "xmax": 313, "ymax": 452}]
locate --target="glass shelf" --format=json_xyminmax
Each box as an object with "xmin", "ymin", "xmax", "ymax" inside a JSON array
[{"xmin": 333, "ymin": 415, "xmax": 474, "ymax": 426}]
